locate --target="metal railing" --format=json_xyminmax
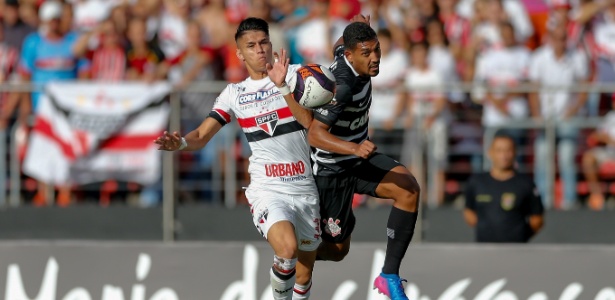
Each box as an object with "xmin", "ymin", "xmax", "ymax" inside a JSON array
[{"xmin": 1, "ymin": 81, "xmax": 614, "ymax": 241}]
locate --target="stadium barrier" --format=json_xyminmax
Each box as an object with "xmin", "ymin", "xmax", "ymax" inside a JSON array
[
  {"xmin": 1, "ymin": 82, "xmax": 615, "ymax": 241},
  {"xmin": 0, "ymin": 241, "xmax": 613, "ymax": 300}
]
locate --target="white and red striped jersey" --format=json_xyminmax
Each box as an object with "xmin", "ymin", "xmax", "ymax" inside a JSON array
[{"xmin": 208, "ymin": 64, "xmax": 317, "ymax": 196}]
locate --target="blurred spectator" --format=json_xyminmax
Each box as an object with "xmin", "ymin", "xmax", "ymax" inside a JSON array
[
  {"xmin": 0, "ymin": 21, "xmax": 20, "ymax": 131},
  {"xmin": 586, "ymin": 0, "xmax": 615, "ymax": 111},
  {"xmin": 125, "ymin": 18, "xmax": 165, "ymax": 81},
  {"xmin": 399, "ymin": 41, "xmax": 449, "ymax": 207},
  {"xmin": 437, "ymin": 0, "xmax": 471, "ymax": 75},
  {"xmin": 582, "ymin": 107, "xmax": 615, "ymax": 211},
  {"xmin": 248, "ymin": 0, "xmax": 287, "ymax": 52},
  {"xmin": 529, "ymin": 26, "xmax": 588, "ymax": 210},
  {"xmin": 19, "ymin": 0, "xmax": 89, "ymax": 110},
  {"xmin": 459, "ymin": 0, "xmax": 534, "ymax": 43},
  {"xmin": 464, "ymin": 134, "xmax": 544, "ymax": 243},
  {"xmin": 90, "ymin": 20, "xmax": 127, "ymax": 81},
  {"xmin": 268, "ymin": 0, "xmax": 310, "ymax": 64},
  {"xmin": 18, "ymin": 0, "xmax": 90, "ymax": 206},
  {"xmin": 2, "ymin": 0, "xmax": 36, "ymax": 52},
  {"xmin": 195, "ymin": 0, "xmax": 231, "ymax": 49},
  {"xmin": 370, "ymin": 28, "xmax": 408, "ymax": 161},
  {"xmin": 72, "ymin": 0, "xmax": 116, "ymax": 32},
  {"xmin": 157, "ymin": 0, "xmax": 189, "ymax": 59},
  {"xmin": 473, "ymin": 22, "xmax": 530, "ymax": 148},
  {"xmin": 295, "ymin": 0, "xmax": 348, "ymax": 65},
  {"xmin": 425, "ymin": 19, "xmax": 463, "ymax": 102}
]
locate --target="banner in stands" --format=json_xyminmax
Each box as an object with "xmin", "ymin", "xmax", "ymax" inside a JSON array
[
  {"xmin": 0, "ymin": 242, "xmax": 613, "ymax": 300},
  {"xmin": 23, "ymin": 82, "xmax": 171, "ymax": 185}
]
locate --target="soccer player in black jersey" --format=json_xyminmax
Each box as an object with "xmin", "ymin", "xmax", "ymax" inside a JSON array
[{"xmin": 307, "ymin": 15, "xmax": 420, "ymax": 300}]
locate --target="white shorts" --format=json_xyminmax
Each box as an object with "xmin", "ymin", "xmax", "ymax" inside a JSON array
[{"xmin": 246, "ymin": 188, "xmax": 321, "ymax": 252}]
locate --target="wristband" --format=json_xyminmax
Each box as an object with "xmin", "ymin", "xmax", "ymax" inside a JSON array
[
  {"xmin": 277, "ymin": 82, "xmax": 291, "ymax": 96},
  {"xmin": 178, "ymin": 137, "xmax": 188, "ymax": 150}
]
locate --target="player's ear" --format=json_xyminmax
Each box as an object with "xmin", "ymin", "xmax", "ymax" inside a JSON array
[
  {"xmin": 236, "ymin": 48, "xmax": 244, "ymax": 61},
  {"xmin": 344, "ymin": 49, "xmax": 353, "ymax": 64}
]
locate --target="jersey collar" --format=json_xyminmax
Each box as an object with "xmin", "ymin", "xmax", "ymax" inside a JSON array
[{"xmin": 343, "ymin": 55, "xmax": 360, "ymax": 77}]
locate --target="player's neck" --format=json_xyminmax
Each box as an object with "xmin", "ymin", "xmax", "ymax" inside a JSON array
[
  {"xmin": 247, "ymin": 69, "xmax": 269, "ymax": 80},
  {"xmin": 490, "ymin": 168, "xmax": 514, "ymax": 181}
]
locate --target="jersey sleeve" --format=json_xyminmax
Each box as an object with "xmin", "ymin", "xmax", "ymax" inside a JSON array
[
  {"xmin": 208, "ymin": 85, "xmax": 235, "ymax": 126},
  {"xmin": 313, "ymin": 82, "xmax": 350, "ymax": 126},
  {"xmin": 464, "ymin": 175, "xmax": 477, "ymax": 211}
]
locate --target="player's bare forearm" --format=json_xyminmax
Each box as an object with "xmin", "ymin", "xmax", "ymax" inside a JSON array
[
  {"xmin": 308, "ymin": 119, "xmax": 359, "ymax": 156},
  {"xmin": 332, "ymin": 36, "xmax": 344, "ymax": 55},
  {"xmin": 463, "ymin": 209, "xmax": 477, "ymax": 227},
  {"xmin": 282, "ymin": 93, "xmax": 313, "ymax": 128},
  {"xmin": 183, "ymin": 117, "xmax": 223, "ymax": 150},
  {"xmin": 155, "ymin": 117, "xmax": 222, "ymax": 151},
  {"xmin": 529, "ymin": 215, "xmax": 544, "ymax": 235}
]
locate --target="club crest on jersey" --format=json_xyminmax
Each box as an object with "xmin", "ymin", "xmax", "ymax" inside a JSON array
[{"xmin": 256, "ymin": 111, "xmax": 279, "ymax": 135}]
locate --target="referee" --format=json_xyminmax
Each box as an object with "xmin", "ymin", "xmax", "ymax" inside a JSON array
[{"xmin": 464, "ymin": 134, "xmax": 545, "ymax": 243}]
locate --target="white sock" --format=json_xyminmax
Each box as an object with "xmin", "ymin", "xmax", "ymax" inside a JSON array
[
  {"xmin": 293, "ymin": 280, "xmax": 312, "ymax": 299},
  {"xmin": 270, "ymin": 256, "xmax": 297, "ymax": 300}
]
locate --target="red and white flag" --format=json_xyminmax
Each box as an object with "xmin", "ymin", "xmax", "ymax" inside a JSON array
[{"xmin": 23, "ymin": 82, "xmax": 171, "ymax": 185}]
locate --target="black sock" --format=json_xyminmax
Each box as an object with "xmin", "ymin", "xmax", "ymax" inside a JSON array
[{"xmin": 382, "ymin": 207, "xmax": 417, "ymax": 275}]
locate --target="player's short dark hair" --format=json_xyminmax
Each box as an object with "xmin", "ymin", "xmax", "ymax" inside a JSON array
[
  {"xmin": 343, "ymin": 22, "xmax": 377, "ymax": 50},
  {"xmin": 235, "ymin": 17, "xmax": 269, "ymax": 41}
]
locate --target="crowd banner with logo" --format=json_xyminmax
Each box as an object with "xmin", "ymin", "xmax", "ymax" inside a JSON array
[
  {"xmin": 0, "ymin": 242, "xmax": 613, "ymax": 300},
  {"xmin": 23, "ymin": 82, "xmax": 171, "ymax": 186}
]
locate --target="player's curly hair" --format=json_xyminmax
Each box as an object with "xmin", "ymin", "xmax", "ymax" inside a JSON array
[
  {"xmin": 343, "ymin": 22, "xmax": 377, "ymax": 50},
  {"xmin": 235, "ymin": 17, "xmax": 269, "ymax": 41}
]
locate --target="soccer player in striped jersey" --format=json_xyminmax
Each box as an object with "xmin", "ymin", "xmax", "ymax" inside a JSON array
[
  {"xmin": 155, "ymin": 18, "xmax": 319, "ymax": 300},
  {"xmin": 307, "ymin": 16, "xmax": 420, "ymax": 300}
]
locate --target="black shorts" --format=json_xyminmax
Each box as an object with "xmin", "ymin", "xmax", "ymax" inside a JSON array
[{"xmin": 314, "ymin": 153, "xmax": 402, "ymax": 243}]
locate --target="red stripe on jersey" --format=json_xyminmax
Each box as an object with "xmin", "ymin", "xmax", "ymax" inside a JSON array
[
  {"xmin": 215, "ymin": 109, "xmax": 231, "ymax": 123},
  {"xmin": 236, "ymin": 106, "xmax": 293, "ymax": 128}
]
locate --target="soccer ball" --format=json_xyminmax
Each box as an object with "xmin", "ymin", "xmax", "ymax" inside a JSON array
[{"xmin": 290, "ymin": 64, "xmax": 336, "ymax": 109}]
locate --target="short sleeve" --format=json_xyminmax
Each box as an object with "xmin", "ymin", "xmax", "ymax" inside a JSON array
[
  {"xmin": 464, "ymin": 176, "xmax": 477, "ymax": 211},
  {"xmin": 313, "ymin": 83, "xmax": 350, "ymax": 126},
  {"xmin": 208, "ymin": 85, "xmax": 235, "ymax": 126},
  {"xmin": 18, "ymin": 33, "xmax": 38, "ymax": 76},
  {"xmin": 528, "ymin": 181, "xmax": 544, "ymax": 215}
]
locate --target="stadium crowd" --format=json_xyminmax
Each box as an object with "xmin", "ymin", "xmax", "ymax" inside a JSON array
[{"xmin": 1, "ymin": 0, "xmax": 615, "ymax": 210}]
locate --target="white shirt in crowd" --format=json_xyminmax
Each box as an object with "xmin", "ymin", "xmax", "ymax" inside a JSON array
[
  {"xmin": 428, "ymin": 45, "xmax": 463, "ymax": 102},
  {"xmin": 370, "ymin": 48, "xmax": 408, "ymax": 124},
  {"xmin": 295, "ymin": 18, "xmax": 348, "ymax": 66},
  {"xmin": 529, "ymin": 45, "xmax": 588, "ymax": 119},
  {"xmin": 457, "ymin": 0, "xmax": 534, "ymax": 42},
  {"xmin": 157, "ymin": 12, "xmax": 188, "ymax": 59},
  {"xmin": 404, "ymin": 67, "xmax": 445, "ymax": 119},
  {"xmin": 592, "ymin": 12, "xmax": 615, "ymax": 59},
  {"xmin": 474, "ymin": 45, "xmax": 531, "ymax": 127},
  {"xmin": 73, "ymin": 0, "xmax": 116, "ymax": 31}
]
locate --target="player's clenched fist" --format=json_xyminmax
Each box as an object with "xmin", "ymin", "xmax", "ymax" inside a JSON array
[
  {"xmin": 154, "ymin": 131, "xmax": 183, "ymax": 151},
  {"xmin": 353, "ymin": 140, "xmax": 377, "ymax": 159}
]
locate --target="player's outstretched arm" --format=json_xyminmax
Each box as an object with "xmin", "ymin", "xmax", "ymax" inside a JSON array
[
  {"xmin": 155, "ymin": 117, "xmax": 222, "ymax": 151},
  {"xmin": 308, "ymin": 119, "xmax": 376, "ymax": 159},
  {"xmin": 267, "ymin": 48, "xmax": 313, "ymax": 128}
]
